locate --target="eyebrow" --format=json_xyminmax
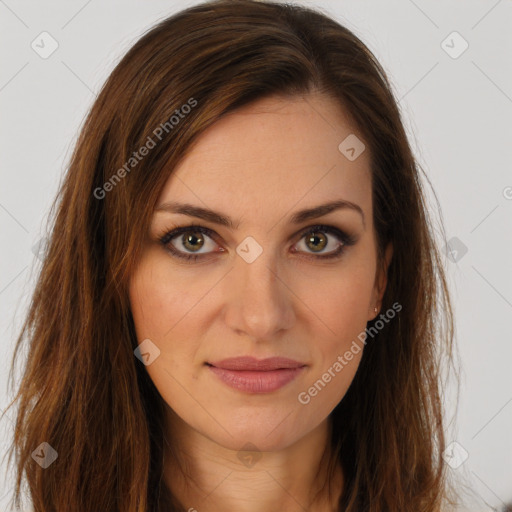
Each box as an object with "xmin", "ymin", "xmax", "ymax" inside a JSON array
[{"xmin": 155, "ymin": 199, "xmax": 365, "ymax": 229}]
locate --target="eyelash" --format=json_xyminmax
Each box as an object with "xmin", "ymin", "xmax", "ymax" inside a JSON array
[{"xmin": 157, "ymin": 224, "xmax": 357, "ymax": 262}]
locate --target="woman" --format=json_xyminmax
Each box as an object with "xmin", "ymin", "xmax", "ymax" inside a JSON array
[{"xmin": 5, "ymin": 0, "xmax": 457, "ymax": 510}]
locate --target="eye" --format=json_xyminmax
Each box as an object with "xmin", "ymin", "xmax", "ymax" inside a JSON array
[
  {"xmin": 158, "ymin": 225, "xmax": 222, "ymax": 261},
  {"xmin": 292, "ymin": 225, "xmax": 356, "ymax": 259},
  {"xmin": 157, "ymin": 224, "xmax": 357, "ymax": 262}
]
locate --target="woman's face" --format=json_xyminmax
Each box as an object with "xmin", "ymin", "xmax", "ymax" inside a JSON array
[{"xmin": 129, "ymin": 93, "xmax": 391, "ymax": 452}]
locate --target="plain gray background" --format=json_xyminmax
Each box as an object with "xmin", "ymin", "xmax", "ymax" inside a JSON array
[{"xmin": 1, "ymin": 1, "xmax": 511, "ymax": 510}]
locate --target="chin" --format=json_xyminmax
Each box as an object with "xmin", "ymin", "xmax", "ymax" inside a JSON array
[
  {"xmin": 205, "ymin": 409, "xmax": 310, "ymax": 452},
  {"xmin": 214, "ymin": 429, "xmax": 299, "ymax": 454}
]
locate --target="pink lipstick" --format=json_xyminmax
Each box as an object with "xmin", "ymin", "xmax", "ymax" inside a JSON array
[{"xmin": 206, "ymin": 356, "xmax": 306, "ymax": 393}]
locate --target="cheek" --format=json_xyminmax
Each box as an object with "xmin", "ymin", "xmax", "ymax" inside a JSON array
[
  {"xmin": 129, "ymin": 252, "xmax": 200, "ymax": 341},
  {"xmin": 128, "ymin": 258, "xmax": 203, "ymax": 412},
  {"xmin": 296, "ymin": 281, "xmax": 369, "ymax": 415},
  {"xmin": 128, "ymin": 248, "xmax": 221, "ymax": 357},
  {"xmin": 303, "ymin": 264, "xmax": 375, "ymax": 340},
  {"xmin": 296, "ymin": 262, "xmax": 374, "ymax": 397}
]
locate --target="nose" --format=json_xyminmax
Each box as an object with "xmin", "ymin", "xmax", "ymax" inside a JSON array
[{"xmin": 222, "ymin": 245, "xmax": 296, "ymax": 342}]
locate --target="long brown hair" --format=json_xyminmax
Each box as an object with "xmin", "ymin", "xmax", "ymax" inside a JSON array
[{"xmin": 5, "ymin": 0, "xmax": 457, "ymax": 510}]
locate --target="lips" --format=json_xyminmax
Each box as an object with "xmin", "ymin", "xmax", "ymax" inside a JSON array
[
  {"xmin": 206, "ymin": 356, "xmax": 307, "ymax": 393},
  {"xmin": 207, "ymin": 356, "xmax": 306, "ymax": 371}
]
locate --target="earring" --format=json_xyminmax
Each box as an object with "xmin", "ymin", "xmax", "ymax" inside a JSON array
[{"xmin": 374, "ymin": 307, "xmax": 378, "ymax": 313}]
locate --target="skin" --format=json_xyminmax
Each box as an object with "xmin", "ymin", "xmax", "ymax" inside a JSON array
[{"xmin": 129, "ymin": 92, "xmax": 393, "ymax": 512}]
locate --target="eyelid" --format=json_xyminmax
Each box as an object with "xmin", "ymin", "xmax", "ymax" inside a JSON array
[{"xmin": 157, "ymin": 223, "xmax": 357, "ymax": 261}]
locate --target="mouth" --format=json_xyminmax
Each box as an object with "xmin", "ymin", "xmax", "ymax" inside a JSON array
[{"xmin": 205, "ymin": 356, "xmax": 307, "ymax": 393}]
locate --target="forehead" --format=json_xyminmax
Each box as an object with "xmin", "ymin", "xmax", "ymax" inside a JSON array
[{"xmin": 156, "ymin": 93, "xmax": 372, "ymax": 227}]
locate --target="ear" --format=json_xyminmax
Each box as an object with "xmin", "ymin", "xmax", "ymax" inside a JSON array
[{"xmin": 368, "ymin": 242, "xmax": 393, "ymax": 320}]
